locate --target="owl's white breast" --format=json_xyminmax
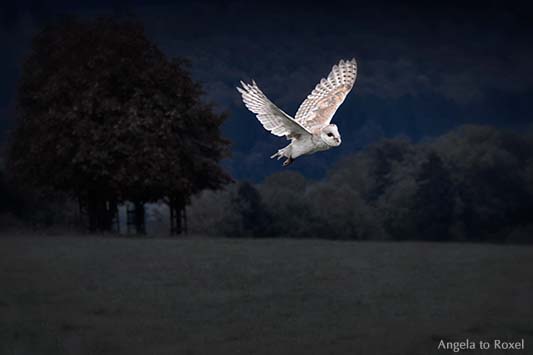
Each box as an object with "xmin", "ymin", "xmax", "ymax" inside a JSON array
[{"xmin": 290, "ymin": 134, "xmax": 330, "ymax": 158}]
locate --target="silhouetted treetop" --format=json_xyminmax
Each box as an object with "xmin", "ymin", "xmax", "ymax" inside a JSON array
[{"xmin": 9, "ymin": 17, "xmax": 231, "ymax": 231}]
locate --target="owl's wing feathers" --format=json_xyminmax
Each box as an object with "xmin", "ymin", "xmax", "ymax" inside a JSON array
[
  {"xmin": 295, "ymin": 58, "xmax": 357, "ymax": 130},
  {"xmin": 237, "ymin": 81, "xmax": 312, "ymax": 139}
]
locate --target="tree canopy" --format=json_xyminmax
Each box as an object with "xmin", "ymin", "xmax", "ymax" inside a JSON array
[{"xmin": 8, "ymin": 18, "xmax": 231, "ymax": 231}]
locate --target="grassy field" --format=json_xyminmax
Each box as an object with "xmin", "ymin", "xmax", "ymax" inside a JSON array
[{"xmin": 0, "ymin": 236, "xmax": 532, "ymax": 355}]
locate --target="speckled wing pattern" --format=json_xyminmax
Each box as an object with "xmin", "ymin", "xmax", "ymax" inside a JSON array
[
  {"xmin": 295, "ymin": 59, "xmax": 357, "ymax": 130},
  {"xmin": 237, "ymin": 80, "xmax": 311, "ymax": 138}
]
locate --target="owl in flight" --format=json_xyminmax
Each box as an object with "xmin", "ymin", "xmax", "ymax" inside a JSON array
[{"xmin": 237, "ymin": 58, "xmax": 357, "ymax": 166}]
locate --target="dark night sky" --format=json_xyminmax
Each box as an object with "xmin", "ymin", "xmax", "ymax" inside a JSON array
[{"xmin": 2, "ymin": 1, "xmax": 533, "ymax": 180}]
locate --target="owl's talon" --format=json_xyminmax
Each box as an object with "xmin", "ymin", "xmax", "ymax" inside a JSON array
[
  {"xmin": 270, "ymin": 151, "xmax": 281, "ymax": 159},
  {"xmin": 283, "ymin": 157, "xmax": 294, "ymax": 166}
]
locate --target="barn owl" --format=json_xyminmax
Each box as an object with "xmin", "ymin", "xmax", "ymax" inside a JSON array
[{"xmin": 237, "ymin": 58, "xmax": 357, "ymax": 166}]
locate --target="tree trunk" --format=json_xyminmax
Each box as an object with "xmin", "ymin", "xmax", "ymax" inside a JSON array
[
  {"xmin": 170, "ymin": 202, "xmax": 181, "ymax": 236},
  {"xmin": 86, "ymin": 189, "xmax": 116, "ymax": 233},
  {"xmin": 134, "ymin": 201, "xmax": 146, "ymax": 235},
  {"xmin": 169, "ymin": 196, "xmax": 187, "ymax": 236},
  {"xmin": 183, "ymin": 205, "xmax": 188, "ymax": 235},
  {"xmin": 87, "ymin": 191, "xmax": 101, "ymax": 232}
]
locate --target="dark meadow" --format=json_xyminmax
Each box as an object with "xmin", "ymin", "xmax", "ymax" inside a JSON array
[{"xmin": 1, "ymin": 1, "xmax": 533, "ymax": 354}]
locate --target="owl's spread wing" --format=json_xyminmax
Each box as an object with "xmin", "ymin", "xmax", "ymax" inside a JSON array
[
  {"xmin": 295, "ymin": 58, "xmax": 357, "ymax": 130},
  {"xmin": 237, "ymin": 80, "xmax": 312, "ymax": 139}
]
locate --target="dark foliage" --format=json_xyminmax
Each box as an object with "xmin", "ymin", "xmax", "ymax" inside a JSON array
[
  {"xmin": 189, "ymin": 125, "xmax": 533, "ymax": 243},
  {"xmin": 229, "ymin": 182, "xmax": 271, "ymax": 237},
  {"xmin": 7, "ymin": 18, "xmax": 231, "ymax": 232},
  {"xmin": 413, "ymin": 152, "xmax": 453, "ymax": 241},
  {"xmin": 0, "ymin": 170, "xmax": 24, "ymax": 216}
]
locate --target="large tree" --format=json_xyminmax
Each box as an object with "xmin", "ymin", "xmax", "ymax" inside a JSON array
[{"xmin": 8, "ymin": 18, "xmax": 231, "ymax": 233}]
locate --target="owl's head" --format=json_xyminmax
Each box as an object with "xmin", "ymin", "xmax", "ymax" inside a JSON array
[{"xmin": 320, "ymin": 124, "xmax": 341, "ymax": 147}]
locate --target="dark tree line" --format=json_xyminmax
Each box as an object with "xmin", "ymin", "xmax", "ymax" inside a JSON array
[
  {"xmin": 5, "ymin": 18, "xmax": 230, "ymax": 234},
  {"xmin": 188, "ymin": 125, "xmax": 533, "ymax": 243},
  {"xmin": 2, "ymin": 18, "xmax": 532, "ymax": 242}
]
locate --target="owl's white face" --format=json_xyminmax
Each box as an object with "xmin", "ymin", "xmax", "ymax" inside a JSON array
[{"xmin": 320, "ymin": 124, "xmax": 341, "ymax": 147}]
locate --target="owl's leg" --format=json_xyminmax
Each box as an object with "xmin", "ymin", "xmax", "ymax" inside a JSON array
[
  {"xmin": 271, "ymin": 145, "xmax": 293, "ymax": 165},
  {"xmin": 270, "ymin": 147, "xmax": 288, "ymax": 160},
  {"xmin": 283, "ymin": 157, "xmax": 294, "ymax": 166},
  {"xmin": 270, "ymin": 150, "xmax": 283, "ymax": 160}
]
